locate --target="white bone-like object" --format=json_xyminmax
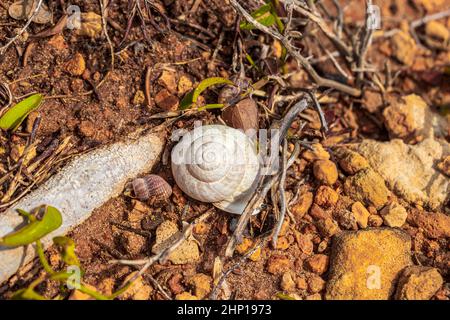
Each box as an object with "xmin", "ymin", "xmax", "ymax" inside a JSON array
[{"xmin": 0, "ymin": 132, "xmax": 164, "ymax": 284}]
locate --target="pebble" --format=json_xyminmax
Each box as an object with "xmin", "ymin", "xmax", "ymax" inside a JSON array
[
  {"xmin": 408, "ymin": 209, "xmax": 450, "ymax": 239},
  {"xmin": 296, "ymin": 276, "xmax": 308, "ymax": 290},
  {"xmin": 382, "ymin": 94, "xmax": 428, "ymax": 142},
  {"xmin": 425, "ymin": 21, "xmax": 449, "ymax": 43},
  {"xmin": 344, "ymin": 168, "xmax": 390, "ymax": 209},
  {"xmin": 75, "ymin": 12, "xmax": 102, "ymax": 38},
  {"xmin": 291, "ymin": 192, "xmax": 313, "ymax": 219},
  {"xmin": 304, "ymin": 254, "xmax": 329, "ymax": 275},
  {"xmin": 187, "ymin": 273, "xmax": 212, "ymax": 299},
  {"xmin": 380, "ymin": 202, "xmax": 408, "ymax": 227},
  {"xmin": 313, "ymin": 160, "xmax": 338, "ymax": 185},
  {"xmin": 155, "ymin": 89, "xmax": 179, "ymax": 111},
  {"xmin": 337, "ymin": 149, "xmax": 369, "ymax": 175},
  {"xmin": 307, "ymin": 274, "xmax": 326, "ymax": 294},
  {"xmin": 65, "ymin": 53, "xmax": 86, "ymax": 76},
  {"xmin": 351, "ymin": 202, "xmax": 370, "ymax": 228},
  {"xmin": 175, "ymin": 292, "xmax": 198, "ymax": 300},
  {"xmin": 152, "ymin": 220, "xmax": 200, "ymax": 264},
  {"xmin": 325, "ymin": 229, "xmax": 411, "ymax": 300},
  {"xmin": 158, "ymin": 70, "xmax": 178, "ymax": 94},
  {"xmin": 357, "ymin": 138, "xmax": 449, "ymax": 210},
  {"xmin": 314, "ymin": 186, "xmax": 339, "ymax": 207},
  {"xmin": 317, "ymin": 218, "xmax": 340, "ymax": 237},
  {"xmin": 178, "ymin": 75, "xmax": 193, "ymax": 95},
  {"xmin": 118, "ymin": 272, "xmax": 153, "ymax": 300},
  {"xmin": 395, "ymin": 266, "xmax": 443, "ymax": 300},
  {"xmin": 266, "ymin": 255, "xmax": 292, "ymax": 275},
  {"xmin": 281, "ymin": 272, "xmax": 296, "ymax": 292},
  {"xmin": 302, "ymin": 143, "xmax": 330, "ymax": 161},
  {"xmin": 391, "ymin": 30, "xmax": 417, "ymax": 66},
  {"xmin": 120, "ymin": 231, "xmax": 147, "ymax": 256},
  {"xmin": 295, "ymin": 232, "xmax": 314, "ymax": 255}
]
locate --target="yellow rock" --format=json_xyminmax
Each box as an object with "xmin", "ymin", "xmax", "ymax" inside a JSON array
[
  {"xmin": 118, "ymin": 272, "xmax": 153, "ymax": 300},
  {"xmin": 325, "ymin": 229, "xmax": 411, "ymax": 300},
  {"xmin": 425, "ymin": 21, "xmax": 449, "ymax": 43},
  {"xmin": 178, "ymin": 76, "xmax": 193, "ymax": 95},
  {"xmin": 291, "ymin": 192, "xmax": 313, "ymax": 219},
  {"xmin": 395, "ymin": 266, "xmax": 443, "ymax": 300},
  {"xmin": 302, "ymin": 143, "xmax": 330, "ymax": 161},
  {"xmin": 69, "ymin": 283, "xmax": 97, "ymax": 300},
  {"xmin": 315, "ymin": 185, "xmax": 339, "ymax": 207},
  {"xmin": 313, "ymin": 160, "xmax": 338, "ymax": 185},
  {"xmin": 65, "ymin": 53, "xmax": 86, "ymax": 76},
  {"xmin": 188, "ymin": 273, "xmax": 212, "ymax": 299},
  {"xmin": 351, "ymin": 202, "xmax": 370, "ymax": 228},
  {"xmin": 391, "ymin": 31, "xmax": 417, "ymax": 66},
  {"xmin": 337, "ymin": 149, "xmax": 369, "ymax": 175},
  {"xmin": 176, "ymin": 292, "xmax": 198, "ymax": 300},
  {"xmin": 75, "ymin": 12, "xmax": 102, "ymax": 38},
  {"xmin": 380, "ymin": 202, "xmax": 408, "ymax": 227}
]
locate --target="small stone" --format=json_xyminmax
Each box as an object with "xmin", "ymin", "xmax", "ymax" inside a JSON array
[
  {"xmin": 193, "ymin": 221, "xmax": 209, "ymax": 235},
  {"xmin": 351, "ymin": 202, "xmax": 370, "ymax": 228},
  {"xmin": 302, "ymin": 144, "xmax": 330, "ymax": 161},
  {"xmin": 395, "ymin": 266, "xmax": 443, "ymax": 300},
  {"xmin": 383, "ymin": 94, "xmax": 428, "ymax": 142},
  {"xmin": 380, "ymin": 202, "xmax": 408, "ymax": 228},
  {"xmin": 275, "ymin": 236, "xmax": 291, "ymax": 250},
  {"xmin": 337, "ymin": 149, "xmax": 369, "ymax": 175},
  {"xmin": 291, "ymin": 192, "xmax": 314, "ymax": 219},
  {"xmin": 152, "ymin": 220, "xmax": 200, "ymax": 264},
  {"xmin": 65, "ymin": 53, "xmax": 86, "ymax": 76},
  {"xmin": 128, "ymin": 200, "xmax": 148, "ymax": 225},
  {"xmin": 168, "ymin": 274, "xmax": 185, "ymax": 295},
  {"xmin": 309, "ymin": 204, "xmax": 331, "ymax": 220},
  {"xmin": 296, "ymin": 276, "xmax": 308, "ymax": 290},
  {"xmin": 267, "ymin": 255, "xmax": 291, "ymax": 275},
  {"xmin": 368, "ymin": 214, "xmax": 384, "ymax": 227},
  {"xmin": 391, "ymin": 31, "xmax": 417, "ymax": 66},
  {"xmin": 75, "ymin": 12, "xmax": 102, "ymax": 38},
  {"xmin": 326, "ymin": 229, "xmax": 412, "ymax": 300},
  {"xmin": 425, "ymin": 21, "xmax": 449, "ymax": 43},
  {"xmin": 178, "ymin": 75, "xmax": 193, "ymax": 95},
  {"xmin": 437, "ymin": 156, "xmax": 450, "ymax": 176},
  {"xmin": 118, "ymin": 272, "xmax": 153, "ymax": 300},
  {"xmin": 120, "ymin": 231, "xmax": 147, "ymax": 256},
  {"xmin": 78, "ymin": 120, "xmax": 96, "ymax": 138},
  {"xmin": 249, "ymin": 247, "xmax": 262, "ymax": 262},
  {"xmin": 306, "ymin": 293, "xmax": 322, "ymax": 300},
  {"xmin": 133, "ymin": 90, "xmax": 146, "ymax": 105},
  {"xmin": 313, "ymin": 160, "xmax": 338, "ymax": 185},
  {"xmin": 344, "ymin": 168, "xmax": 390, "ymax": 209},
  {"xmin": 188, "ymin": 273, "xmax": 211, "ymax": 299},
  {"xmin": 336, "ymin": 210, "xmax": 358, "ymax": 230},
  {"xmin": 317, "ymin": 218, "xmax": 340, "ymax": 237},
  {"xmin": 48, "ymin": 35, "xmax": 67, "ymax": 51},
  {"xmin": 295, "ymin": 232, "xmax": 314, "ymax": 255},
  {"xmin": 155, "ymin": 89, "xmax": 179, "ymax": 111},
  {"xmin": 281, "ymin": 272, "xmax": 296, "ymax": 292},
  {"xmin": 158, "ymin": 70, "xmax": 177, "ymax": 93},
  {"xmin": 408, "ymin": 210, "xmax": 450, "ymax": 239},
  {"xmin": 235, "ymin": 238, "xmax": 253, "ymax": 255},
  {"xmin": 69, "ymin": 285, "xmax": 96, "ymax": 300},
  {"xmin": 357, "ymin": 139, "xmax": 449, "ymax": 210},
  {"xmin": 307, "ymin": 274, "xmax": 326, "ymax": 293},
  {"xmin": 304, "ymin": 254, "xmax": 329, "ymax": 275},
  {"xmin": 176, "ymin": 292, "xmax": 198, "ymax": 300},
  {"xmin": 315, "ymin": 186, "xmax": 339, "ymax": 207}
]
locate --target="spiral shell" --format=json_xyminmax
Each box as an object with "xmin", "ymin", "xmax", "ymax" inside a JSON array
[
  {"xmin": 171, "ymin": 125, "xmax": 260, "ymax": 214},
  {"xmin": 132, "ymin": 174, "xmax": 172, "ymax": 201}
]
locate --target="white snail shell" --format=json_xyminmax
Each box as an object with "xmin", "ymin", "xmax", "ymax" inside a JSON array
[{"xmin": 171, "ymin": 125, "xmax": 260, "ymax": 214}]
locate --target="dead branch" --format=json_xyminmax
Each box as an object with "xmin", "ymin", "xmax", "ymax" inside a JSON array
[{"xmin": 229, "ymin": 0, "xmax": 361, "ymax": 97}]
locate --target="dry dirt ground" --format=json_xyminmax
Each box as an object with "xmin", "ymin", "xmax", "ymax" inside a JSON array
[{"xmin": 0, "ymin": 0, "xmax": 449, "ymax": 300}]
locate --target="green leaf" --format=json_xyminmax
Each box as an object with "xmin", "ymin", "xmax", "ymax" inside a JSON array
[
  {"xmin": 198, "ymin": 103, "xmax": 225, "ymax": 111},
  {"xmin": 192, "ymin": 77, "xmax": 233, "ymax": 104},
  {"xmin": 0, "ymin": 94, "xmax": 43, "ymax": 131},
  {"xmin": 53, "ymin": 236, "xmax": 80, "ymax": 267},
  {"xmin": 276, "ymin": 292, "xmax": 296, "ymax": 300},
  {"xmin": 240, "ymin": 4, "xmax": 276, "ymax": 30},
  {"xmin": 180, "ymin": 90, "xmax": 195, "ymax": 110},
  {"xmin": 180, "ymin": 77, "xmax": 233, "ymax": 110},
  {"xmin": 0, "ymin": 205, "xmax": 63, "ymax": 247}
]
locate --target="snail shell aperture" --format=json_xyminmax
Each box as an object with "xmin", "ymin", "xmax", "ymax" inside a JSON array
[
  {"xmin": 171, "ymin": 125, "xmax": 260, "ymax": 214},
  {"xmin": 132, "ymin": 174, "xmax": 172, "ymax": 201}
]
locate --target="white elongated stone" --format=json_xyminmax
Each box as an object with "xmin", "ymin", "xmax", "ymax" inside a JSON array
[{"xmin": 0, "ymin": 133, "xmax": 164, "ymax": 284}]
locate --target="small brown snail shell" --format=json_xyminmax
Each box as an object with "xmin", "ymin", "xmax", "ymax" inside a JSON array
[
  {"xmin": 218, "ymin": 76, "xmax": 251, "ymax": 105},
  {"xmin": 132, "ymin": 174, "xmax": 172, "ymax": 201}
]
